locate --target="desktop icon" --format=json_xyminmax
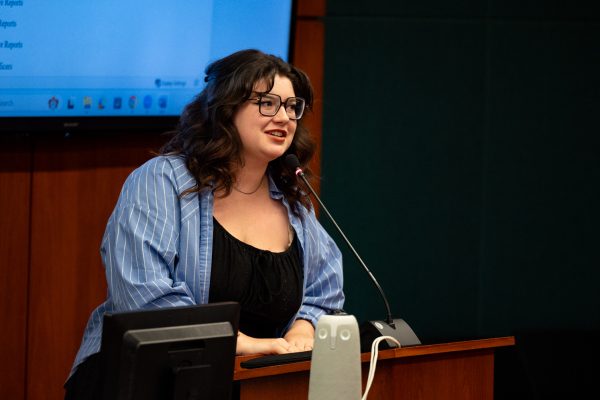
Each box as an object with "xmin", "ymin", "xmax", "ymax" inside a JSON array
[
  {"xmin": 113, "ymin": 97, "xmax": 122, "ymax": 109},
  {"xmin": 128, "ymin": 95, "xmax": 137, "ymax": 109},
  {"xmin": 83, "ymin": 96, "xmax": 92, "ymax": 109},
  {"xmin": 67, "ymin": 97, "xmax": 76, "ymax": 110},
  {"xmin": 48, "ymin": 96, "xmax": 59, "ymax": 110},
  {"xmin": 98, "ymin": 97, "xmax": 107, "ymax": 110},
  {"xmin": 143, "ymin": 95, "xmax": 153, "ymax": 109},
  {"xmin": 158, "ymin": 95, "xmax": 168, "ymax": 109}
]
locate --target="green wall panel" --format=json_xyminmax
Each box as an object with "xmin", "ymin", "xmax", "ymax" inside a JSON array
[
  {"xmin": 327, "ymin": 0, "xmax": 485, "ymax": 17},
  {"xmin": 480, "ymin": 21, "xmax": 600, "ymax": 335},
  {"xmin": 322, "ymin": 18, "xmax": 486, "ymax": 342},
  {"xmin": 321, "ymin": 2, "xmax": 600, "ymax": 346}
]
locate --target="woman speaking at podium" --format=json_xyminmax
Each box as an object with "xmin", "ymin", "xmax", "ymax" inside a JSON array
[{"xmin": 65, "ymin": 49, "xmax": 345, "ymax": 398}]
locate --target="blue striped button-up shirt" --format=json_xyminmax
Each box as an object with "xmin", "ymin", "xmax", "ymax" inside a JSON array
[{"xmin": 71, "ymin": 155, "xmax": 344, "ymax": 374}]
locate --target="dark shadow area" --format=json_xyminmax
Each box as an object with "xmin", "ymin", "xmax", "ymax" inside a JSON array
[{"xmin": 496, "ymin": 330, "xmax": 600, "ymax": 399}]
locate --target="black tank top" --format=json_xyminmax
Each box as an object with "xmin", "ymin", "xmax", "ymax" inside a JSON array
[{"xmin": 209, "ymin": 218, "xmax": 303, "ymax": 338}]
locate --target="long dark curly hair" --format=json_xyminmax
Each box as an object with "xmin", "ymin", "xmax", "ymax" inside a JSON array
[{"xmin": 161, "ymin": 49, "xmax": 315, "ymax": 214}]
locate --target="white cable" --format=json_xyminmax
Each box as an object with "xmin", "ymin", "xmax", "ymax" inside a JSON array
[{"xmin": 361, "ymin": 335, "xmax": 401, "ymax": 400}]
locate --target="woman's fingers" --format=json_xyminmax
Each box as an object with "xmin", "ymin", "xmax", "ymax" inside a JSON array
[{"xmin": 236, "ymin": 332, "xmax": 303, "ymax": 355}]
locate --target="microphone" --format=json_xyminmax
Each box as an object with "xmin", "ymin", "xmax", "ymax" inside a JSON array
[{"xmin": 284, "ymin": 154, "xmax": 421, "ymax": 350}]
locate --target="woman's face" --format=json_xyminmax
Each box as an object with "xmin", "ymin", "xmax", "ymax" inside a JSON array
[{"xmin": 234, "ymin": 74, "xmax": 297, "ymax": 167}]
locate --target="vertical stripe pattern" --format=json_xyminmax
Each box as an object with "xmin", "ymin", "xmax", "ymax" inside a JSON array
[{"xmin": 70, "ymin": 155, "xmax": 344, "ymax": 376}]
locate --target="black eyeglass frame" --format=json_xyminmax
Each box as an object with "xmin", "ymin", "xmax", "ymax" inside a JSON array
[{"xmin": 249, "ymin": 93, "xmax": 306, "ymax": 120}]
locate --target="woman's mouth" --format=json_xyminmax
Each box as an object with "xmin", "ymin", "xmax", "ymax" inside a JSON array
[{"xmin": 266, "ymin": 130, "xmax": 287, "ymax": 138}]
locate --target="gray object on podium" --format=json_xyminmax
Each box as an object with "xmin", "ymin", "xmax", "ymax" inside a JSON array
[{"xmin": 308, "ymin": 314, "xmax": 362, "ymax": 400}]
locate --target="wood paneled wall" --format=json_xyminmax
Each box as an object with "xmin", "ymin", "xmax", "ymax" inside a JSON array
[
  {"xmin": 26, "ymin": 135, "xmax": 165, "ymax": 399},
  {"xmin": 0, "ymin": 143, "xmax": 32, "ymax": 400},
  {"xmin": 294, "ymin": 0, "xmax": 326, "ymax": 194},
  {"xmin": 0, "ymin": 2, "xmax": 325, "ymax": 399}
]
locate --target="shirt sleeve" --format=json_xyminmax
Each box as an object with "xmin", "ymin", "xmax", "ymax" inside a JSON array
[
  {"xmin": 101, "ymin": 157, "xmax": 196, "ymax": 311},
  {"xmin": 295, "ymin": 207, "xmax": 345, "ymax": 327}
]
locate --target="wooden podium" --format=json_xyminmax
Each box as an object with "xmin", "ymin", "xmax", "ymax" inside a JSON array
[{"xmin": 234, "ymin": 336, "xmax": 515, "ymax": 400}]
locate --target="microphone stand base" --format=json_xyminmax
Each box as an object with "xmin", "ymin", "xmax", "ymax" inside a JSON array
[{"xmin": 360, "ymin": 319, "xmax": 421, "ymax": 352}]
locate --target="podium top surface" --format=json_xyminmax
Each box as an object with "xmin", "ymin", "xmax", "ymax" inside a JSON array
[{"xmin": 234, "ymin": 336, "xmax": 515, "ymax": 381}]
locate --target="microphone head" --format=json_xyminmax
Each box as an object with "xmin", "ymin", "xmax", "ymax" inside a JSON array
[{"xmin": 284, "ymin": 154, "xmax": 301, "ymax": 171}]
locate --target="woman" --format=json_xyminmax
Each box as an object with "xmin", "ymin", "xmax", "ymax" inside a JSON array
[{"xmin": 65, "ymin": 49, "xmax": 344, "ymax": 397}]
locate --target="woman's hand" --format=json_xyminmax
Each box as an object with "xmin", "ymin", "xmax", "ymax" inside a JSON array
[
  {"xmin": 283, "ymin": 319, "xmax": 315, "ymax": 351},
  {"xmin": 236, "ymin": 331, "xmax": 301, "ymax": 355},
  {"xmin": 236, "ymin": 320, "xmax": 315, "ymax": 355}
]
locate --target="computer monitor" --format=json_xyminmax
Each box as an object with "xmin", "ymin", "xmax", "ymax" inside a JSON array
[{"xmin": 100, "ymin": 302, "xmax": 240, "ymax": 400}]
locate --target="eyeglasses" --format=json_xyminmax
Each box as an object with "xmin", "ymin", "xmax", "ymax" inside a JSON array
[{"xmin": 249, "ymin": 93, "xmax": 306, "ymax": 120}]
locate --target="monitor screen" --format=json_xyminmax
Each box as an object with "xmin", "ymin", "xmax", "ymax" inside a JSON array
[
  {"xmin": 100, "ymin": 302, "xmax": 240, "ymax": 400},
  {"xmin": 0, "ymin": 0, "xmax": 293, "ymax": 133}
]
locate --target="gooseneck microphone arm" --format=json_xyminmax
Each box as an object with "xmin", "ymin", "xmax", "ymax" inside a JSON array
[{"xmin": 284, "ymin": 154, "xmax": 395, "ymax": 328}]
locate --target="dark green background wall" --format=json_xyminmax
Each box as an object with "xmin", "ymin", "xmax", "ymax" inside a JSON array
[{"xmin": 320, "ymin": 0, "xmax": 599, "ymax": 352}]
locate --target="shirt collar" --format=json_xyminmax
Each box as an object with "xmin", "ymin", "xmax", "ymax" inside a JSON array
[{"xmin": 267, "ymin": 173, "xmax": 284, "ymax": 200}]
